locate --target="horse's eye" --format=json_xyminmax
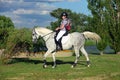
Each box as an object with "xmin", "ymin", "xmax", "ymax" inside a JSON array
[{"xmin": 32, "ymin": 34, "xmax": 34, "ymax": 35}]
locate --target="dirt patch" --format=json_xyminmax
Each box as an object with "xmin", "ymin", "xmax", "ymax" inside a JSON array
[
  {"xmin": 12, "ymin": 50, "xmax": 73, "ymax": 58},
  {"xmin": 110, "ymin": 72, "xmax": 120, "ymax": 76},
  {"xmin": 6, "ymin": 77, "xmax": 24, "ymax": 80},
  {"xmin": 117, "ymin": 52, "xmax": 120, "ymax": 54},
  {"xmin": 81, "ymin": 72, "xmax": 120, "ymax": 80},
  {"xmin": 82, "ymin": 75, "xmax": 108, "ymax": 80},
  {"xmin": 48, "ymin": 50, "xmax": 73, "ymax": 57}
]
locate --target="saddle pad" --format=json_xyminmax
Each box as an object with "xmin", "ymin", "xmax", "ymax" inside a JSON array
[{"xmin": 62, "ymin": 34, "xmax": 70, "ymax": 44}]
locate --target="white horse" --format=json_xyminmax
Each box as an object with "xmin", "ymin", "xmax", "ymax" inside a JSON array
[{"xmin": 32, "ymin": 27, "xmax": 101, "ymax": 68}]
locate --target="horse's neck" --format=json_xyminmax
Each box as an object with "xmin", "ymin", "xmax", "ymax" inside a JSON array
[
  {"xmin": 43, "ymin": 32, "xmax": 55, "ymax": 41},
  {"xmin": 36, "ymin": 28, "xmax": 54, "ymax": 41}
]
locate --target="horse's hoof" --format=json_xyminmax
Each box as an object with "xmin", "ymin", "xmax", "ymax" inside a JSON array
[
  {"xmin": 43, "ymin": 65, "xmax": 47, "ymax": 68},
  {"xmin": 87, "ymin": 61, "xmax": 90, "ymax": 67},
  {"xmin": 52, "ymin": 65, "xmax": 56, "ymax": 68},
  {"xmin": 71, "ymin": 64, "xmax": 76, "ymax": 68},
  {"xmin": 71, "ymin": 65, "xmax": 74, "ymax": 68},
  {"xmin": 87, "ymin": 64, "xmax": 90, "ymax": 67}
]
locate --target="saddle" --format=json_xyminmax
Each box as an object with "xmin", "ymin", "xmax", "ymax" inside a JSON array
[
  {"xmin": 54, "ymin": 32, "xmax": 70, "ymax": 51},
  {"xmin": 61, "ymin": 34, "xmax": 70, "ymax": 45}
]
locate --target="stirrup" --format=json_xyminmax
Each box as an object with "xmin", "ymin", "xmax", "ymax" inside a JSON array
[{"xmin": 56, "ymin": 46, "xmax": 62, "ymax": 51}]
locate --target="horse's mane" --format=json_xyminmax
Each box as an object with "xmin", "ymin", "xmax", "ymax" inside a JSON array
[{"xmin": 35, "ymin": 27, "xmax": 53, "ymax": 34}]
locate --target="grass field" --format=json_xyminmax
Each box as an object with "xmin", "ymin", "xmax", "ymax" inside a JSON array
[{"xmin": 0, "ymin": 54, "xmax": 120, "ymax": 80}]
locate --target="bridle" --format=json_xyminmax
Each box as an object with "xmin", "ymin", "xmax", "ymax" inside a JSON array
[{"xmin": 33, "ymin": 29, "xmax": 38, "ymax": 41}]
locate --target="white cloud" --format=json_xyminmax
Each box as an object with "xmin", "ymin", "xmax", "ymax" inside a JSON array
[
  {"xmin": 0, "ymin": 0, "xmax": 13, "ymax": 3},
  {"xmin": 67, "ymin": 0, "xmax": 80, "ymax": 2},
  {"xmin": 11, "ymin": 1, "xmax": 56, "ymax": 15},
  {"xmin": 47, "ymin": 0, "xmax": 63, "ymax": 1},
  {"xmin": 13, "ymin": 9, "xmax": 34, "ymax": 14},
  {"xmin": 35, "ymin": 3, "xmax": 56, "ymax": 10},
  {"xmin": 1, "ymin": 0, "xmax": 81, "ymax": 28},
  {"xmin": 40, "ymin": 10, "xmax": 50, "ymax": 15},
  {"xmin": 13, "ymin": 8, "xmax": 50, "ymax": 15},
  {"xmin": 13, "ymin": 20, "xmax": 22, "ymax": 24},
  {"xmin": 0, "ymin": 0, "xmax": 24, "ymax": 3}
]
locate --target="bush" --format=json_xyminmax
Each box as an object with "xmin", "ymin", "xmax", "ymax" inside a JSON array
[{"xmin": 1, "ymin": 28, "xmax": 33, "ymax": 63}]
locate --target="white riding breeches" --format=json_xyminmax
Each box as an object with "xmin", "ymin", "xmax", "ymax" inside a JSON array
[{"xmin": 56, "ymin": 30, "xmax": 66, "ymax": 41}]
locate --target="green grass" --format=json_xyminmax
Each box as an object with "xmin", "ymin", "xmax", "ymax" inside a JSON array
[
  {"xmin": 0, "ymin": 54, "xmax": 120, "ymax": 80},
  {"xmin": 85, "ymin": 40, "xmax": 96, "ymax": 46}
]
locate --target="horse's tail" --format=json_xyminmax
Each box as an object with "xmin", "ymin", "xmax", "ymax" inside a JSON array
[{"xmin": 82, "ymin": 31, "xmax": 101, "ymax": 42}]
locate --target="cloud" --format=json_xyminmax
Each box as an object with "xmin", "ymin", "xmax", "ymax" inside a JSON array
[
  {"xmin": 0, "ymin": 0, "xmax": 16, "ymax": 3},
  {"xmin": 13, "ymin": 8, "xmax": 51, "ymax": 15},
  {"xmin": 35, "ymin": 3, "xmax": 56, "ymax": 9},
  {"xmin": 23, "ymin": 0, "xmax": 63, "ymax": 3},
  {"xmin": 67, "ymin": 0, "xmax": 80, "ymax": 2},
  {"xmin": 0, "ymin": 0, "xmax": 33, "ymax": 12},
  {"xmin": 0, "ymin": 0, "xmax": 82, "ymax": 28},
  {"xmin": 0, "ymin": 0, "xmax": 58, "ymax": 28},
  {"xmin": 0, "ymin": 0, "xmax": 56, "ymax": 15},
  {"xmin": 13, "ymin": 9, "xmax": 34, "ymax": 14}
]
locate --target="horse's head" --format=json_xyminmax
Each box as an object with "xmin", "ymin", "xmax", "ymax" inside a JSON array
[
  {"xmin": 32, "ymin": 28, "xmax": 39, "ymax": 43},
  {"xmin": 32, "ymin": 27, "xmax": 53, "ymax": 43}
]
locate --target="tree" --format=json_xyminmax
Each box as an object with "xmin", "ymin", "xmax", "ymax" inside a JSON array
[
  {"xmin": 0, "ymin": 15, "xmax": 14, "ymax": 28},
  {"xmin": 104, "ymin": 0, "xmax": 120, "ymax": 53},
  {"xmin": 87, "ymin": 0, "xmax": 120, "ymax": 54},
  {"xmin": 0, "ymin": 15, "xmax": 14, "ymax": 49},
  {"xmin": 87, "ymin": 0, "xmax": 110, "ymax": 54}
]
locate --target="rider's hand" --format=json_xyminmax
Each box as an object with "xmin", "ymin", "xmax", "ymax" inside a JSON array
[{"xmin": 55, "ymin": 27, "xmax": 60, "ymax": 30}]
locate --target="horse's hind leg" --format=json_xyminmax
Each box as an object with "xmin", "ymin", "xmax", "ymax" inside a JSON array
[
  {"xmin": 80, "ymin": 46, "xmax": 90, "ymax": 67},
  {"xmin": 71, "ymin": 47, "xmax": 80, "ymax": 68}
]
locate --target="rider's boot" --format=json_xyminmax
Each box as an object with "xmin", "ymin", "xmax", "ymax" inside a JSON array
[{"xmin": 57, "ymin": 39, "xmax": 63, "ymax": 51}]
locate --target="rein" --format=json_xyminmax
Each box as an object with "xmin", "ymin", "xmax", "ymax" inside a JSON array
[
  {"xmin": 41, "ymin": 31, "xmax": 54, "ymax": 38},
  {"xmin": 39, "ymin": 31, "xmax": 55, "ymax": 42}
]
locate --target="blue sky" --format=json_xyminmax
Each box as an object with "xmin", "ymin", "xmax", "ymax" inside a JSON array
[{"xmin": 0, "ymin": 0, "xmax": 91, "ymax": 28}]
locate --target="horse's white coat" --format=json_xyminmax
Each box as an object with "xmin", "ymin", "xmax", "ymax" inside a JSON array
[{"xmin": 32, "ymin": 27, "xmax": 101, "ymax": 68}]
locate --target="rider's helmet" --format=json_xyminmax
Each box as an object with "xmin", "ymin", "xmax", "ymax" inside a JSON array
[{"xmin": 61, "ymin": 12, "xmax": 68, "ymax": 18}]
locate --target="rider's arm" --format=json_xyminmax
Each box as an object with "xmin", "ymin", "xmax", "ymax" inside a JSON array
[
  {"xmin": 55, "ymin": 24, "xmax": 64, "ymax": 30},
  {"xmin": 59, "ymin": 24, "xmax": 64, "ymax": 29},
  {"xmin": 55, "ymin": 20, "xmax": 67, "ymax": 30}
]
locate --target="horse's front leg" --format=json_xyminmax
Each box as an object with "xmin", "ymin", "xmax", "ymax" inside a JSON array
[
  {"xmin": 43, "ymin": 50, "xmax": 51, "ymax": 68},
  {"xmin": 52, "ymin": 52, "xmax": 56, "ymax": 68}
]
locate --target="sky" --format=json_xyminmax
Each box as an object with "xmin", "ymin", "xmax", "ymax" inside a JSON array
[{"xmin": 0, "ymin": 0, "xmax": 91, "ymax": 28}]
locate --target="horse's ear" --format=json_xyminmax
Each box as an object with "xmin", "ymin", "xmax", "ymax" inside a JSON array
[
  {"xmin": 32, "ymin": 28, "xmax": 35, "ymax": 32},
  {"xmin": 32, "ymin": 28, "xmax": 34, "ymax": 31}
]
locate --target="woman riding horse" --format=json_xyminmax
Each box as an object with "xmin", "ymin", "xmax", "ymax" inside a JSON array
[{"xmin": 54, "ymin": 12, "xmax": 69, "ymax": 51}]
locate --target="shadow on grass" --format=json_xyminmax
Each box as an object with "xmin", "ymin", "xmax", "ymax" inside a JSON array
[
  {"xmin": 10, "ymin": 58, "xmax": 43, "ymax": 64},
  {"xmin": 53, "ymin": 60, "xmax": 87, "ymax": 66},
  {"xmin": 9, "ymin": 58, "xmax": 73, "ymax": 65},
  {"xmin": 9, "ymin": 58, "xmax": 87, "ymax": 67},
  {"xmin": 56, "ymin": 60, "xmax": 73, "ymax": 65}
]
